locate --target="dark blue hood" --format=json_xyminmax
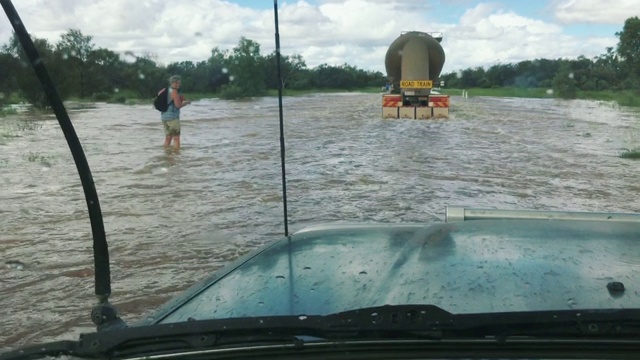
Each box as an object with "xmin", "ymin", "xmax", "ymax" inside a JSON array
[{"xmin": 140, "ymin": 218, "xmax": 640, "ymax": 325}]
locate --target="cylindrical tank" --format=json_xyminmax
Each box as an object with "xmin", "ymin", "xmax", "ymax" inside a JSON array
[{"xmin": 385, "ymin": 31, "xmax": 445, "ymax": 93}]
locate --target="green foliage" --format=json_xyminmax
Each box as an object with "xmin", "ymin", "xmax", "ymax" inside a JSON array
[
  {"xmin": 552, "ymin": 62, "xmax": 578, "ymax": 99},
  {"xmin": 218, "ymin": 84, "xmax": 248, "ymax": 100},
  {"xmin": 620, "ymin": 149, "xmax": 640, "ymax": 159},
  {"xmin": 439, "ymin": 87, "xmax": 552, "ymax": 98},
  {"xmin": 0, "ymin": 106, "xmax": 17, "ymax": 117},
  {"xmin": 617, "ymin": 16, "xmax": 640, "ymax": 78},
  {"xmin": 24, "ymin": 151, "xmax": 52, "ymax": 163},
  {"xmin": 225, "ymin": 37, "xmax": 266, "ymax": 98},
  {"xmin": 1, "ymin": 16, "xmax": 640, "ymax": 105},
  {"xmin": 107, "ymin": 89, "xmax": 138, "ymax": 104},
  {"xmin": 92, "ymin": 92, "xmax": 111, "ymax": 101},
  {"xmin": 14, "ymin": 121, "xmax": 43, "ymax": 131}
]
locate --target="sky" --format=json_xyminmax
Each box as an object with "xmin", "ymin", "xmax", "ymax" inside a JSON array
[{"xmin": 0, "ymin": 0, "xmax": 637, "ymax": 74}]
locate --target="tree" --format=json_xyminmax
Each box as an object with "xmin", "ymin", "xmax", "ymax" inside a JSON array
[
  {"xmin": 552, "ymin": 62, "xmax": 578, "ymax": 99},
  {"xmin": 55, "ymin": 29, "xmax": 96, "ymax": 98},
  {"xmin": 3, "ymin": 32, "xmax": 68, "ymax": 108},
  {"xmin": 0, "ymin": 53, "xmax": 20, "ymax": 103},
  {"xmin": 221, "ymin": 37, "xmax": 266, "ymax": 99},
  {"xmin": 87, "ymin": 48, "xmax": 125, "ymax": 97},
  {"xmin": 264, "ymin": 52, "xmax": 311, "ymax": 90},
  {"xmin": 616, "ymin": 16, "xmax": 640, "ymax": 80},
  {"xmin": 206, "ymin": 47, "xmax": 231, "ymax": 92}
]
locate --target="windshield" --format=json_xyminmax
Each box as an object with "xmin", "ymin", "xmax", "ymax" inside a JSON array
[{"xmin": 1, "ymin": 0, "xmax": 639, "ymax": 356}]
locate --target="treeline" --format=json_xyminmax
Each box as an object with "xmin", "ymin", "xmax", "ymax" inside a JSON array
[
  {"xmin": 0, "ymin": 31, "xmax": 385, "ymax": 108},
  {"xmin": 1, "ymin": 17, "xmax": 638, "ymax": 108},
  {"xmin": 441, "ymin": 16, "xmax": 640, "ymax": 99}
]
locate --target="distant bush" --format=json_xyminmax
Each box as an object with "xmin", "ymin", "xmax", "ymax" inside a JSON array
[
  {"xmin": 219, "ymin": 84, "xmax": 250, "ymax": 100},
  {"xmin": 92, "ymin": 92, "xmax": 111, "ymax": 101},
  {"xmin": 111, "ymin": 96, "xmax": 127, "ymax": 104},
  {"xmin": 107, "ymin": 89, "xmax": 138, "ymax": 104}
]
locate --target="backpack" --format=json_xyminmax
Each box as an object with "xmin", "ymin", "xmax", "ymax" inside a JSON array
[{"xmin": 154, "ymin": 87, "xmax": 169, "ymax": 112}]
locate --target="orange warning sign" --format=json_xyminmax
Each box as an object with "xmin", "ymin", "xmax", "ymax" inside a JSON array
[
  {"xmin": 382, "ymin": 95, "xmax": 402, "ymax": 107},
  {"xmin": 429, "ymin": 95, "xmax": 449, "ymax": 108}
]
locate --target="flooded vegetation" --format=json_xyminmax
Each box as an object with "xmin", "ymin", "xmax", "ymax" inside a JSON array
[{"xmin": 1, "ymin": 93, "xmax": 640, "ymax": 349}]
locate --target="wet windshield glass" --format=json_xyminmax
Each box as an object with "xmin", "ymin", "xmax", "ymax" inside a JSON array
[{"xmin": 1, "ymin": 0, "xmax": 639, "ymax": 354}]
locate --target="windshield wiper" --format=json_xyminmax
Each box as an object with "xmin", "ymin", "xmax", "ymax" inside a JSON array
[{"xmin": 3, "ymin": 305, "xmax": 640, "ymax": 360}]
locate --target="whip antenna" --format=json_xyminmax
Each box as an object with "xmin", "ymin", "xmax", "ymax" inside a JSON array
[
  {"xmin": 273, "ymin": 0, "xmax": 289, "ymax": 236},
  {"xmin": 1, "ymin": 0, "xmax": 124, "ymax": 331}
]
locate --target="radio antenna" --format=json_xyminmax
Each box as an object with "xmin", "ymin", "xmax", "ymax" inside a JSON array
[
  {"xmin": 1, "ymin": 0, "xmax": 124, "ymax": 331},
  {"xmin": 273, "ymin": 0, "xmax": 289, "ymax": 236}
]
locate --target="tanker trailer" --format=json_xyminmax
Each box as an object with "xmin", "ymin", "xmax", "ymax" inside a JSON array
[{"xmin": 382, "ymin": 31, "xmax": 450, "ymax": 119}]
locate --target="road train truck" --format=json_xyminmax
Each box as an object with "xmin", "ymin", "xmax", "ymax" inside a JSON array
[{"xmin": 383, "ymin": 31, "xmax": 450, "ymax": 119}]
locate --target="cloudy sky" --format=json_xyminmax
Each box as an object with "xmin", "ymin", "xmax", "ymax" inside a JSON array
[{"xmin": 0, "ymin": 0, "xmax": 637, "ymax": 74}]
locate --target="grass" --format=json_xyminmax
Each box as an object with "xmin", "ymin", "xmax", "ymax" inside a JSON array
[
  {"xmin": 0, "ymin": 106, "xmax": 18, "ymax": 117},
  {"xmin": 14, "ymin": 121, "xmax": 43, "ymax": 131},
  {"xmin": 24, "ymin": 151, "xmax": 54, "ymax": 163},
  {"xmin": 440, "ymin": 87, "xmax": 640, "ymax": 107},
  {"xmin": 2, "ymin": 86, "xmax": 639, "ymax": 106},
  {"xmin": 620, "ymin": 149, "xmax": 640, "ymax": 159},
  {"xmin": 439, "ymin": 87, "xmax": 553, "ymax": 98},
  {"xmin": 265, "ymin": 87, "xmax": 382, "ymax": 97},
  {"xmin": 579, "ymin": 90, "xmax": 640, "ymax": 107}
]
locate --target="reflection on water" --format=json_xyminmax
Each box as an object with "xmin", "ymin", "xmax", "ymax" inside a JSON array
[{"xmin": 1, "ymin": 93, "xmax": 639, "ymax": 349}]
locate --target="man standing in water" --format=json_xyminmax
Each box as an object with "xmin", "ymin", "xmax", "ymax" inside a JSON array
[{"xmin": 161, "ymin": 75, "xmax": 191, "ymax": 151}]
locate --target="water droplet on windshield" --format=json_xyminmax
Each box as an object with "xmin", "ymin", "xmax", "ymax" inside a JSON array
[
  {"xmin": 298, "ymin": 315, "xmax": 307, "ymax": 320},
  {"xmin": 359, "ymin": 271, "xmax": 367, "ymax": 275},
  {"xmin": 229, "ymin": 75, "xmax": 235, "ymax": 82},
  {"xmin": 222, "ymin": 68, "xmax": 229, "ymax": 74},
  {"xmin": 371, "ymin": 312, "xmax": 380, "ymax": 324},
  {"xmin": 138, "ymin": 73, "xmax": 145, "ymax": 80},
  {"xmin": 276, "ymin": 275, "xmax": 285, "ymax": 279},
  {"xmin": 303, "ymin": 266, "xmax": 311, "ymax": 270},
  {"xmin": 258, "ymin": 301, "xmax": 264, "ymax": 307}
]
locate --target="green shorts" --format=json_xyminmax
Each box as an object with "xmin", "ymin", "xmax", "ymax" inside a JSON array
[{"xmin": 163, "ymin": 119, "xmax": 180, "ymax": 136}]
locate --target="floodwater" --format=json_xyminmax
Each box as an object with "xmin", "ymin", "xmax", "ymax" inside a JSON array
[{"xmin": 1, "ymin": 93, "xmax": 639, "ymax": 349}]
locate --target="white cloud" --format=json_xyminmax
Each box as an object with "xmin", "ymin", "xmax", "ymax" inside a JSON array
[
  {"xmin": 0, "ymin": 0, "xmax": 622, "ymax": 75},
  {"xmin": 552, "ymin": 0, "xmax": 640, "ymax": 24}
]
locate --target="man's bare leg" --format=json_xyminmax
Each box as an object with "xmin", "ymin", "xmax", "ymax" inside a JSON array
[
  {"xmin": 174, "ymin": 135, "xmax": 181, "ymax": 151},
  {"xmin": 164, "ymin": 135, "xmax": 172, "ymax": 147}
]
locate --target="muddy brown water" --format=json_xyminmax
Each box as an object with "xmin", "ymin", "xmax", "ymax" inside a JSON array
[{"xmin": 1, "ymin": 93, "xmax": 639, "ymax": 349}]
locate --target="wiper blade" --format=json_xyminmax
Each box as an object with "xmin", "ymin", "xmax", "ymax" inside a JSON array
[
  {"xmin": 0, "ymin": 305, "xmax": 451, "ymax": 360},
  {"xmin": 4, "ymin": 306, "xmax": 640, "ymax": 360}
]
